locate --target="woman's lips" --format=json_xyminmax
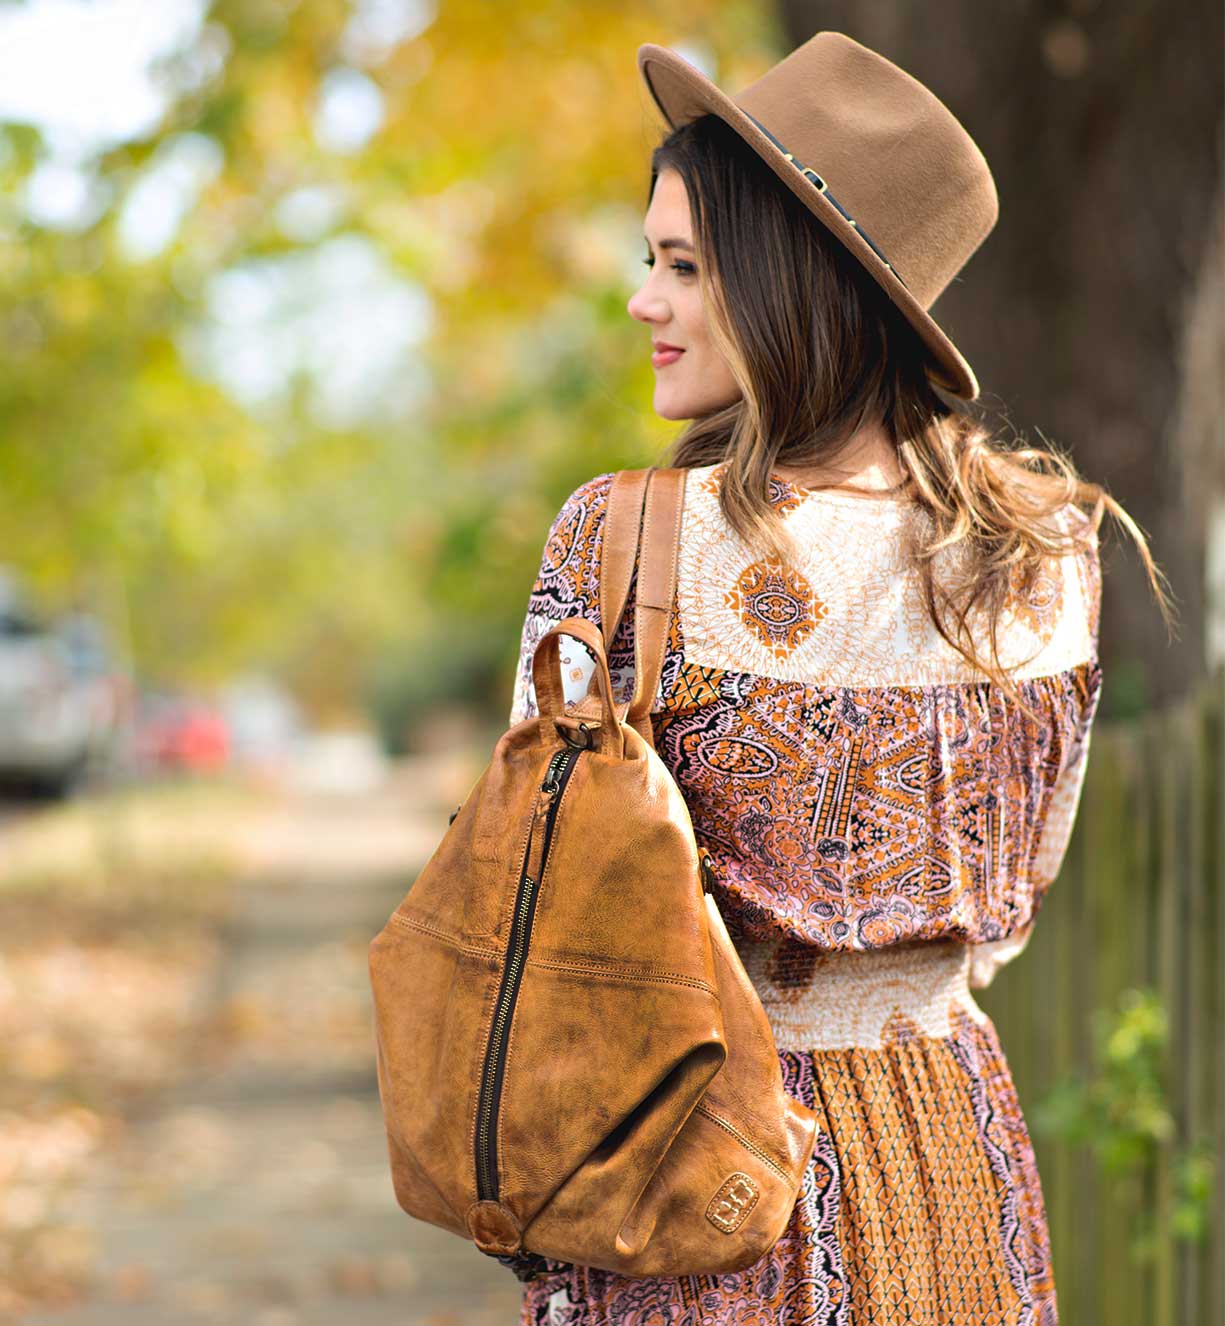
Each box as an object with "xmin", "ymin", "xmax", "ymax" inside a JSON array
[{"xmin": 651, "ymin": 347, "xmax": 685, "ymax": 368}]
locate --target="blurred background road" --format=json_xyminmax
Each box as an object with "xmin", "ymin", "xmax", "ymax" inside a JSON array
[{"xmin": 3, "ymin": 741, "xmax": 521, "ymax": 1325}]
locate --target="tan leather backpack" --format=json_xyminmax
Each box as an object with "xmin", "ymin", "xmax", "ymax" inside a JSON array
[{"xmin": 368, "ymin": 466, "xmax": 817, "ymax": 1277}]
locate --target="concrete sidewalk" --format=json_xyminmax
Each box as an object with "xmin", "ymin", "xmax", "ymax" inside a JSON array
[{"xmin": 21, "ymin": 759, "xmax": 524, "ymax": 1326}]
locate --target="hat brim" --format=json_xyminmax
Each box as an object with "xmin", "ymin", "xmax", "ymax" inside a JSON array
[{"xmin": 636, "ymin": 43, "xmax": 979, "ymax": 401}]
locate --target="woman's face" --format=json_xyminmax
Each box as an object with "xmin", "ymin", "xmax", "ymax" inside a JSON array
[{"xmin": 627, "ymin": 167, "xmax": 742, "ymax": 420}]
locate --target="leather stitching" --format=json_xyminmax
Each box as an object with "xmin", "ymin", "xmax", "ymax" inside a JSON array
[
  {"xmin": 524, "ymin": 956, "xmax": 716, "ymax": 996},
  {"xmin": 389, "ymin": 911, "xmax": 501, "ymax": 958},
  {"xmin": 693, "ymin": 1102, "xmax": 792, "ymax": 1184}
]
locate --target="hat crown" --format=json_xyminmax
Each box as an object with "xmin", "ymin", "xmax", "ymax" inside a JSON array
[{"xmin": 733, "ymin": 34, "xmax": 998, "ymax": 310}]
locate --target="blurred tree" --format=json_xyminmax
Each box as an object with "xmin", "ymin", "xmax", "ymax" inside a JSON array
[
  {"xmin": 6, "ymin": 1, "xmax": 1211, "ymax": 731},
  {"xmin": 0, "ymin": 0, "xmax": 771, "ymax": 727},
  {"xmin": 776, "ymin": 2, "xmax": 1225, "ymax": 714}
]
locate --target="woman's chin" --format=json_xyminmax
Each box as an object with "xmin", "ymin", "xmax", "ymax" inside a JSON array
[
  {"xmin": 652, "ymin": 379, "xmax": 741, "ymax": 420},
  {"xmin": 652, "ymin": 387, "xmax": 694, "ymax": 421}
]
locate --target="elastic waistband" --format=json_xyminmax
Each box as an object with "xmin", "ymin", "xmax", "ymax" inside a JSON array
[{"xmin": 733, "ymin": 935, "xmax": 989, "ymax": 1052}]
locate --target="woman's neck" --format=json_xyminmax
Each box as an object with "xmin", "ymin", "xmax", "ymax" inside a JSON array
[{"xmin": 771, "ymin": 427, "xmax": 906, "ymax": 492}]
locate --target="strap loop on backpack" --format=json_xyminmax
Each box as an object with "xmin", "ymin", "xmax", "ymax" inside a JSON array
[{"xmin": 530, "ymin": 616, "xmax": 624, "ymax": 757}]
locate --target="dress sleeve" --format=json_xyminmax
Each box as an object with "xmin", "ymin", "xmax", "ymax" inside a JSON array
[
  {"xmin": 508, "ymin": 470, "xmax": 640, "ymax": 729},
  {"xmin": 967, "ymin": 923, "xmax": 1038, "ymax": 991},
  {"xmin": 968, "ymin": 516, "xmax": 1104, "ymax": 991}
]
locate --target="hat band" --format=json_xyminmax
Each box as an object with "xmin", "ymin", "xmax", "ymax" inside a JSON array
[{"xmin": 741, "ymin": 111, "xmax": 909, "ymax": 293}]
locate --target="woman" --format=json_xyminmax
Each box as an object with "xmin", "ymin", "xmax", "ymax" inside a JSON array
[{"xmin": 504, "ymin": 32, "xmax": 1170, "ymax": 1325}]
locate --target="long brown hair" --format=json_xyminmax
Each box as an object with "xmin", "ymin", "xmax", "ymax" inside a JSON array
[{"xmin": 648, "ymin": 114, "xmax": 1174, "ymax": 724}]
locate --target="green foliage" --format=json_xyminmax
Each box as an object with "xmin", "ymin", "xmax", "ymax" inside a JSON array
[
  {"xmin": 362, "ymin": 615, "xmax": 508, "ymax": 756},
  {"xmin": 1098, "ymin": 655, "xmax": 1153, "ymax": 722},
  {"xmin": 1031, "ymin": 986, "xmax": 1216, "ymax": 1261},
  {"xmin": 0, "ymin": 0, "xmax": 770, "ymax": 723}
]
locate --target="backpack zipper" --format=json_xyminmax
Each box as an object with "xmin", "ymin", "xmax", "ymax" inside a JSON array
[{"xmin": 474, "ymin": 744, "xmax": 583, "ymax": 1202}]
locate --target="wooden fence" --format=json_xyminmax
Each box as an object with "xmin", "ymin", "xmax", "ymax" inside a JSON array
[{"xmin": 979, "ymin": 662, "xmax": 1223, "ymax": 1324}]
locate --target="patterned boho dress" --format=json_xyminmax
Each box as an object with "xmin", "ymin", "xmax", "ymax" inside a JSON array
[{"xmin": 504, "ymin": 461, "xmax": 1103, "ymax": 1326}]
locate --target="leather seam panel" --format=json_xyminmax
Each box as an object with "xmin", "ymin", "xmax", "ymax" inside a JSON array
[
  {"xmin": 693, "ymin": 1102, "xmax": 792, "ymax": 1184},
  {"xmin": 524, "ymin": 956, "xmax": 716, "ymax": 996},
  {"xmin": 389, "ymin": 911, "xmax": 502, "ymax": 958}
]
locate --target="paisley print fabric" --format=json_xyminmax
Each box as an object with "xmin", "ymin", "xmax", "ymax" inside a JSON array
[
  {"xmin": 517, "ymin": 945, "xmax": 1058, "ymax": 1325},
  {"xmin": 505, "ymin": 463, "xmax": 1102, "ymax": 1322}
]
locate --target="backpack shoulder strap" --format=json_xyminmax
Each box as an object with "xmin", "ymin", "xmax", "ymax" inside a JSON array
[
  {"xmin": 581, "ymin": 466, "xmax": 684, "ymax": 747},
  {"xmin": 626, "ymin": 467, "xmax": 686, "ymax": 747},
  {"xmin": 599, "ymin": 468, "xmax": 652, "ymax": 651}
]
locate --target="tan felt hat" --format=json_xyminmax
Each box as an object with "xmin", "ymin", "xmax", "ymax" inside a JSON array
[{"xmin": 637, "ymin": 32, "xmax": 999, "ymax": 401}]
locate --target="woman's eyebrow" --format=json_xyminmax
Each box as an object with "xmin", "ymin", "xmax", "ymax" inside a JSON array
[{"xmin": 644, "ymin": 236, "xmax": 694, "ymax": 252}]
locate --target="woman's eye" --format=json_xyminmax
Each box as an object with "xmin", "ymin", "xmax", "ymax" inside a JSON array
[{"xmin": 642, "ymin": 257, "xmax": 696, "ymax": 276}]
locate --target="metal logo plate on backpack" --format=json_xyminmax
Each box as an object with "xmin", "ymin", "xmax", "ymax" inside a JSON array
[{"xmin": 706, "ymin": 1172, "xmax": 760, "ymax": 1233}]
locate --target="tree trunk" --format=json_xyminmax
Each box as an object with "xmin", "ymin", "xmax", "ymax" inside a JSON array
[{"xmin": 774, "ymin": 2, "xmax": 1224, "ymax": 710}]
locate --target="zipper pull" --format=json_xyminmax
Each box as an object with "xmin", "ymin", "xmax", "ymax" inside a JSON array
[{"xmin": 540, "ymin": 747, "xmax": 570, "ymax": 796}]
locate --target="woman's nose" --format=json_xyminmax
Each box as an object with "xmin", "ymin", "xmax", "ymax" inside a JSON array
[{"xmin": 627, "ymin": 284, "xmax": 665, "ymax": 324}]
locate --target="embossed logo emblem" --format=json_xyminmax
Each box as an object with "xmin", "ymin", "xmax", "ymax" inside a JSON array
[{"xmin": 705, "ymin": 1172, "xmax": 760, "ymax": 1233}]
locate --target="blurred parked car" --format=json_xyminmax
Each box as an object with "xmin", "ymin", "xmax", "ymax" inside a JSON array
[
  {"xmin": 0, "ymin": 571, "xmax": 127, "ymax": 797},
  {"xmin": 131, "ymin": 689, "xmax": 230, "ymax": 773},
  {"xmin": 56, "ymin": 607, "xmax": 134, "ymax": 749},
  {"xmin": 220, "ymin": 674, "xmax": 304, "ymax": 775}
]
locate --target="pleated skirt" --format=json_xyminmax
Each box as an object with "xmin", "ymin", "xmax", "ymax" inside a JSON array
[{"xmin": 519, "ymin": 937, "xmax": 1059, "ymax": 1326}]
